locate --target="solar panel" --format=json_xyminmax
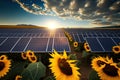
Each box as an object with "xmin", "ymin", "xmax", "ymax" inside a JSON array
[
  {"xmin": 0, "ymin": 38, "xmax": 6, "ymax": 45},
  {"xmin": 54, "ymin": 38, "xmax": 71, "ymax": 52},
  {"xmin": 25, "ymin": 38, "xmax": 48, "ymax": 52},
  {"xmin": 12, "ymin": 38, "xmax": 30, "ymax": 52},
  {"xmin": 74, "ymin": 34, "xmax": 80, "ymax": 42},
  {"xmin": 86, "ymin": 38, "xmax": 104, "ymax": 52},
  {"xmin": 47, "ymin": 38, "xmax": 53, "ymax": 52},
  {"xmin": 112, "ymin": 38, "xmax": 120, "ymax": 45},
  {"xmin": 78, "ymin": 35, "xmax": 85, "ymax": 42},
  {"xmin": 0, "ymin": 38, "xmax": 19, "ymax": 52},
  {"xmin": 98, "ymin": 38, "xmax": 116, "ymax": 52}
]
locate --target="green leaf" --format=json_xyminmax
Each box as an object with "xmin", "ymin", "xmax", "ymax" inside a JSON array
[
  {"xmin": 89, "ymin": 70, "xmax": 100, "ymax": 80},
  {"xmin": 21, "ymin": 62, "xmax": 46, "ymax": 80},
  {"xmin": 76, "ymin": 60, "xmax": 81, "ymax": 67},
  {"xmin": 1, "ymin": 61, "xmax": 28, "ymax": 80},
  {"xmin": 82, "ymin": 51, "xmax": 89, "ymax": 58},
  {"xmin": 69, "ymin": 54, "xmax": 77, "ymax": 60}
]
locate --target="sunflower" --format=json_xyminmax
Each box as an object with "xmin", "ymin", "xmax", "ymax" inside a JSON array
[
  {"xmin": 49, "ymin": 50, "xmax": 80, "ymax": 80},
  {"xmin": 84, "ymin": 42, "xmax": 91, "ymax": 52},
  {"xmin": 84, "ymin": 45, "xmax": 91, "ymax": 52},
  {"xmin": 28, "ymin": 55, "xmax": 37, "ymax": 63},
  {"xmin": 0, "ymin": 59, "xmax": 11, "ymax": 78},
  {"xmin": 26, "ymin": 50, "xmax": 35, "ymax": 57},
  {"xmin": 84, "ymin": 42, "xmax": 88, "ymax": 46},
  {"xmin": 73, "ymin": 42, "xmax": 78, "ymax": 48},
  {"xmin": 15, "ymin": 75, "xmax": 22, "ymax": 80},
  {"xmin": 104, "ymin": 56, "xmax": 114, "ymax": 64},
  {"xmin": 0, "ymin": 55, "xmax": 7, "ymax": 60},
  {"xmin": 112, "ymin": 46, "xmax": 120, "ymax": 54},
  {"xmin": 21, "ymin": 52, "xmax": 27, "ymax": 60},
  {"xmin": 97, "ymin": 63, "xmax": 120, "ymax": 80},
  {"xmin": 91, "ymin": 56, "xmax": 107, "ymax": 71}
]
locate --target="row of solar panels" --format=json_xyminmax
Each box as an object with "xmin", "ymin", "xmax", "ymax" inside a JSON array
[
  {"xmin": 66, "ymin": 29, "xmax": 120, "ymax": 43},
  {"xmin": 0, "ymin": 33, "xmax": 65, "ymax": 38},
  {"xmin": 66, "ymin": 29, "xmax": 120, "ymax": 52},
  {"xmin": 86, "ymin": 37, "xmax": 120, "ymax": 52},
  {"xmin": 66, "ymin": 29, "xmax": 120, "ymax": 34},
  {"xmin": 0, "ymin": 37, "xmax": 70, "ymax": 53},
  {"xmin": 71, "ymin": 34, "xmax": 120, "ymax": 43},
  {"xmin": 0, "ymin": 29, "xmax": 64, "ymax": 33}
]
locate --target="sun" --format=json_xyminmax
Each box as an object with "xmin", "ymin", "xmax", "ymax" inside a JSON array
[{"xmin": 47, "ymin": 21, "xmax": 58, "ymax": 30}]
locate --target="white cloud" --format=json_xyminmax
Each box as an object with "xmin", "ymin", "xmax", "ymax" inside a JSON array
[{"xmin": 15, "ymin": 0, "xmax": 120, "ymax": 26}]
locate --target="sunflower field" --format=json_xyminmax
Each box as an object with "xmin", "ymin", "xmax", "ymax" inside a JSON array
[{"xmin": 0, "ymin": 30, "xmax": 120, "ymax": 80}]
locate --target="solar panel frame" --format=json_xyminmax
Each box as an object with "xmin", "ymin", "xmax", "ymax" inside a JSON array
[
  {"xmin": 111, "ymin": 37, "xmax": 120, "ymax": 45},
  {"xmin": 0, "ymin": 38, "xmax": 7, "ymax": 45}
]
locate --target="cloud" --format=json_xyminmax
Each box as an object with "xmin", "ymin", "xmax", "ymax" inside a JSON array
[{"xmin": 15, "ymin": 0, "xmax": 120, "ymax": 26}]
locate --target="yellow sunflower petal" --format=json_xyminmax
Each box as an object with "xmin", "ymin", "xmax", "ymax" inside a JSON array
[
  {"xmin": 49, "ymin": 50, "xmax": 81, "ymax": 80},
  {"xmin": 91, "ymin": 56, "xmax": 107, "ymax": 71},
  {"xmin": 97, "ymin": 63, "xmax": 120, "ymax": 80},
  {"xmin": 112, "ymin": 46, "xmax": 120, "ymax": 54},
  {"xmin": 63, "ymin": 50, "xmax": 67, "ymax": 59},
  {"xmin": 104, "ymin": 56, "xmax": 114, "ymax": 64},
  {"xmin": 0, "ymin": 59, "xmax": 11, "ymax": 78},
  {"xmin": 0, "ymin": 55, "xmax": 8, "ymax": 60},
  {"xmin": 21, "ymin": 52, "xmax": 27, "ymax": 60},
  {"xmin": 15, "ymin": 75, "xmax": 22, "ymax": 80}
]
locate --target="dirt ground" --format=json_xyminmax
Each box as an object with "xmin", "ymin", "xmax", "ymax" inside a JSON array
[{"xmin": 70, "ymin": 46, "xmax": 92, "ymax": 80}]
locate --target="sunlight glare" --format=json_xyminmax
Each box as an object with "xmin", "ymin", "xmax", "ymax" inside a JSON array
[{"xmin": 47, "ymin": 21, "xmax": 58, "ymax": 30}]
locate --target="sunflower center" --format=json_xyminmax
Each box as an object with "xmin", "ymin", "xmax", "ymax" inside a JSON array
[
  {"xmin": 17, "ymin": 77, "xmax": 22, "ymax": 80},
  {"xmin": 103, "ymin": 64, "xmax": 118, "ymax": 77},
  {"xmin": 0, "ymin": 61, "xmax": 5, "ymax": 71},
  {"xmin": 97, "ymin": 60, "xmax": 106, "ymax": 67},
  {"xmin": 114, "ymin": 47, "xmax": 119, "ymax": 51},
  {"xmin": 0, "ymin": 57, "xmax": 4, "ymax": 60},
  {"xmin": 86, "ymin": 46, "xmax": 90, "ymax": 50},
  {"xmin": 58, "ymin": 58, "xmax": 73, "ymax": 76},
  {"xmin": 29, "ymin": 52, "xmax": 33, "ymax": 56},
  {"xmin": 23, "ymin": 53, "xmax": 26, "ymax": 57},
  {"xmin": 31, "ymin": 57, "xmax": 35, "ymax": 60}
]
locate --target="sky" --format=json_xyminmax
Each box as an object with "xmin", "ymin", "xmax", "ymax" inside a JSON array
[{"xmin": 0, "ymin": 0, "xmax": 120, "ymax": 28}]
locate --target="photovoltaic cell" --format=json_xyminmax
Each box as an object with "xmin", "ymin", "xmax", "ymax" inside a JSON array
[
  {"xmin": 26, "ymin": 38, "xmax": 48, "ymax": 52},
  {"xmin": 12, "ymin": 38, "xmax": 30, "ymax": 52},
  {"xmin": 112, "ymin": 38, "xmax": 120, "ymax": 45},
  {"xmin": 78, "ymin": 35, "xmax": 85, "ymax": 42},
  {"xmin": 0, "ymin": 38, "xmax": 19, "ymax": 52},
  {"xmin": 60, "ymin": 33, "xmax": 65, "ymax": 37},
  {"xmin": 98, "ymin": 38, "xmax": 116, "ymax": 52},
  {"xmin": 55, "ymin": 34, "xmax": 59, "ymax": 37},
  {"xmin": 86, "ymin": 38, "xmax": 104, "ymax": 52},
  {"xmin": 74, "ymin": 34, "xmax": 79, "ymax": 42},
  {"xmin": 0, "ymin": 38, "xmax": 6, "ymax": 45},
  {"xmin": 54, "ymin": 38, "xmax": 70, "ymax": 52},
  {"xmin": 47, "ymin": 38, "xmax": 53, "ymax": 52}
]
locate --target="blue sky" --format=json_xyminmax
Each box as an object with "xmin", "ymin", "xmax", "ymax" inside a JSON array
[{"xmin": 0, "ymin": 0, "xmax": 120, "ymax": 28}]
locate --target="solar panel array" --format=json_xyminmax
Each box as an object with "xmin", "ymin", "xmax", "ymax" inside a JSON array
[
  {"xmin": 0, "ymin": 29, "xmax": 71, "ymax": 53},
  {"xmin": 66, "ymin": 29, "xmax": 120, "ymax": 52}
]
